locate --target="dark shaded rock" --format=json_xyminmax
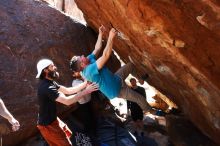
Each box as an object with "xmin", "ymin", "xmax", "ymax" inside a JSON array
[
  {"xmin": 166, "ymin": 115, "xmax": 217, "ymax": 146},
  {"xmin": 0, "ymin": 0, "xmax": 120, "ymax": 145}
]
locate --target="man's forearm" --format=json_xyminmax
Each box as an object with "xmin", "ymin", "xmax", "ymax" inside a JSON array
[
  {"xmin": 59, "ymin": 81, "xmax": 87, "ymax": 95},
  {"xmin": 93, "ymin": 25, "xmax": 106, "ymax": 56},
  {"xmin": 0, "ymin": 99, "xmax": 14, "ymax": 121},
  {"xmin": 102, "ymin": 27, "xmax": 116, "ymax": 58},
  {"xmin": 96, "ymin": 28, "xmax": 116, "ymax": 69},
  {"xmin": 69, "ymin": 81, "xmax": 87, "ymax": 93},
  {"xmin": 94, "ymin": 33, "xmax": 103, "ymax": 52},
  {"xmin": 102, "ymin": 37, "xmax": 114, "ymax": 58},
  {"xmin": 66, "ymin": 90, "xmax": 89, "ymax": 105}
]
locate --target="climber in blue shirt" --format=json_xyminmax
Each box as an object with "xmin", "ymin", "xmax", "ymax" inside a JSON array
[{"xmin": 70, "ymin": 25, "xmax": 157, "ymax": 114}]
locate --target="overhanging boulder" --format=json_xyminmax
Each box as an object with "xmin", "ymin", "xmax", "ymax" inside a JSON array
[{"xmin": 74, "ymin": 0, "xmax": 220, "ymax": 144}]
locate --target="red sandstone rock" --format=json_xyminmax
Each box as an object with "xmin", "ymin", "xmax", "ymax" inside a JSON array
[{"xmin": 74, "ymin": 0, "xmax": 220, "ymax": 144}]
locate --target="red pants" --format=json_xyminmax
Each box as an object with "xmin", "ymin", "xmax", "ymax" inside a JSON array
[{"xmin": 37, "ymin": 118, "xmax": 72, "ymax": 146}]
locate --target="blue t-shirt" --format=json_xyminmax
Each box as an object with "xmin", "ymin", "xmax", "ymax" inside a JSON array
[{"xmin": 82, "ymin": 54, "xmax": 122, "ymax": 99}]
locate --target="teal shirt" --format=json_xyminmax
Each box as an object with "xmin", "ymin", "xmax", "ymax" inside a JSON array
[{"xmin": 82, "ymin": 54, "xmax": 122, "ymax": 99}]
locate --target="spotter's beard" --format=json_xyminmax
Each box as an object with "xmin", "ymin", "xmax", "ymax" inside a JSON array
[{"xmin": 48, "ymin": 70, "xmax": 59, "ymax": 79}]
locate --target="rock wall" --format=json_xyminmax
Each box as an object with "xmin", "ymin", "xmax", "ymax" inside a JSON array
[
  {"xmin": 74, "ymin": 0, "xmax": 220, "ymax": 144},
  {"xmin": 0, "ymin": 0, "xmax": 120, "ymax": 145},
  {"xmin": 41, "ymin": 0, "xmax": 85, "ymax": 23}
]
